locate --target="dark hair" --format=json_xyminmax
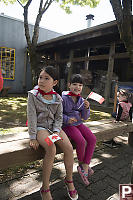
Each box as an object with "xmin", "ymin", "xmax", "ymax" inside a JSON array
[
  {"xmin": 118, "ymin": 89, "xmax": 129, "ymax": 98},
  {"xmin": 70, "ymin": 74, "xmax": 83, "ymax": 84},
  {"xmin": 118, "ymin": 89, "xmax": 133, "ymax": 103},
  {"xmin": 41, "ymin": 65, "xmax": 59, "ymax": 81}
]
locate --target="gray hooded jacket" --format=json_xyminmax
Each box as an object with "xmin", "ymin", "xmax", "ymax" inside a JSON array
[{"xmin": 27, "ymin": 86, "xmax": 63, "ymax": 140}]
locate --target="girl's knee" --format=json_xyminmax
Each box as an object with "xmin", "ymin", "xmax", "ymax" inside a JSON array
[
  {"xmin": 78, "ymin": 137, "xmax": 86, "ymax": 146},
  {"xmin": 45, "ymin": 144, "xmax": 56, "ymax": 156},
  {"xmin": 65, "ymin": 143, "xmax": 73, "ymax": 154},
  {"xmin": 90, "ymin": 135, "xmax": 96, "ymax": 146},
  {"xmin": 93, "ymin": 135, "xmax": 97, "ymax": 145},
  {"xmin": 86, "ymin": 134, "xmax": 96, "ymax": 146}
]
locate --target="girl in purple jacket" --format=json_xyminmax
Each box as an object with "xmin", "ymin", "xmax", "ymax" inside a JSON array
[{"xmin": 62, "ymin": 74, "xmax": 96, "ymax": 185}]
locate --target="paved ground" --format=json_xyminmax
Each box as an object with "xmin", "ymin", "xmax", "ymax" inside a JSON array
[{"xmin": 0, "ymin": 133, "xmax": 133, "ymax": 200}]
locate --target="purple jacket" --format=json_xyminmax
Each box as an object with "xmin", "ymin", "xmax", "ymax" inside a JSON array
[{"xmin": 62, "ymin": 91, "xmax": 90, "ymax": 127}]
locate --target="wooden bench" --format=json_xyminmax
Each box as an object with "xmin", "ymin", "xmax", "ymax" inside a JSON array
[
  {"xmin": 0, "ymin": 119, "xmax": 133, "ymax": 170},
  {"xmin": 1, "ymin": 86, "xmax": 11, "ymax": 97}
]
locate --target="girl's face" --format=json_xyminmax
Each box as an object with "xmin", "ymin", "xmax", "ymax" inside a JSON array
[
  {"xmin": 118, "ymin": 93, "xmax": 127, "ymax": 102},
  {"xmin": 38, "ymin": 70, "xmax": 57, "ymax": 92},
  {"xmin": 68, "ymin": 82, "xmax": 83, "ymax": 95}
]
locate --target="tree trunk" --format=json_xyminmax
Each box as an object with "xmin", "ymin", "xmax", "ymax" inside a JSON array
[
  {"xmin": 110, "ymin": 0, "xmax": 133, "ymax": 63},
  {"xmin": 23, "ymin": 3, "xmax": 40, "ymax": 87},
  {"xmin": 117, "ymin": 15, "xmax": 133, "ymax": 63},
  {"xmin": 28, "ymin": 46, "xmax": 39, "ymax": 86}
]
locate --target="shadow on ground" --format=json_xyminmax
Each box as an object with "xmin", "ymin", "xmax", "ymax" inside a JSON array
[{"xmin": 16, "ymin": 143, "xmax": 133, "ymax": 200}]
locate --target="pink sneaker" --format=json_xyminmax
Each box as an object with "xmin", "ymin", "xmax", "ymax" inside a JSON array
[
  {"xmin": 88, "ymin": 166, "xmax": 94, "ymax": 176},
  {"xmin": 77, "ymin": 165, "xmax": 90, "ymax": 185}
]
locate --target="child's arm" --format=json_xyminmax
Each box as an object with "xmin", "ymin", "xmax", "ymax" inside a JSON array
[
  {"xmin": 80, "ymin": 99, "xmax": 90, "ymax": 120},
  {"xmin": 62, "ymin": 97, "xmax": 70, "ymax": 125},
  {"xmin": 62, "ymin": 97, "xmax": 77, "ymax": 125},
  {"xmin": 27, "ymin": 93, "xmax": 37, "ymax": 140},
  {"xmin": 84, "ymin": 99, "xmax": 90, "ymax": 109},
  {"xmin": 53, "ymin": 103, "xmax": 63, "ymax": 133},
  {"xmin": 63, "ymin": 113, "xmax": 77, "ymax": 125}
]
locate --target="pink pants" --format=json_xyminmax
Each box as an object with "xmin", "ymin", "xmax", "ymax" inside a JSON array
[{"xmin": 63, "ymin": 123, "xmax": 96, "ymax": 165}]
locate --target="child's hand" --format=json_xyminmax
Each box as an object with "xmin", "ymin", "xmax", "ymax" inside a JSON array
[
  {"xmin": 84, "ymin": 99, "xmax": 90, "ymax": 109},
  {"xmin": 30, "ymin": 139, "xmax": 39, "ymax": 150},
  {"xmin": 53, "ymin": 131, "xmax": 60, "ymax": 136},
  {"xmin": 68, "ymin": 117, "xmax": 77, "ymax": 124},
  {"xmin": 52, "ymin": 132, "xmax": 62, "ymax": 140}
]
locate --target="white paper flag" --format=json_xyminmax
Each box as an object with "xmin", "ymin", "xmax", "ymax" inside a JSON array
[
  {"xmin": 88, "ymin": 92, "xmax": 105, "ymax": 104},
  {"xmin": 45, "ymin": 134, "xmax": 63, "ymax": 146}
]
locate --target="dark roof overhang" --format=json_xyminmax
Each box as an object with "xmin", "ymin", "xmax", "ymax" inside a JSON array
[{"xmin": 37, "ymin": 20, "xmax": 120, "ymax": 52}]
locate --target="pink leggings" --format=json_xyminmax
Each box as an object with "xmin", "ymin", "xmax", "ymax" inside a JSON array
[{"xmin": 63, "ymin": 124, "xmax": 96, "ymax": 165}]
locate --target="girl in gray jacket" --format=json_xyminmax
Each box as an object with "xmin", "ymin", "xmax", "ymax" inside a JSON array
[{"xmin": 27, "ymin": 66, "xmax": 78, "ymax": 200}]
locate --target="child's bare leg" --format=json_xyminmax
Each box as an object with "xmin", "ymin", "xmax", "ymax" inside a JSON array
[
  {"xmin": 37, "ymin": 130, "xmax": 56, "ymax": 200},
  {"xmin": 56, "ymin": 130, "xmax": 77, "ymax": 198}
]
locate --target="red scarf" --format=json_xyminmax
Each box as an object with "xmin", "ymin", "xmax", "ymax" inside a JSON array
[
  {"xmin": 67, "ymin": 91, "xmax": 81, "ymax": 97},
  {"xmin": 38, "ymin": 88, "xmax": 57, "ymax": 96}
]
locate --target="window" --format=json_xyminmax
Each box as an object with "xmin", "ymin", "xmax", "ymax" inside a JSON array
[{"xmin": 0, "ymin": 47, "xmax": 15, "ymax": 80}]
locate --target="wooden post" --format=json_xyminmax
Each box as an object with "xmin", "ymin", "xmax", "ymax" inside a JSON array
[
  {"xmin": 104, "ymin": 43, "xmax": 115, "ymax": 106},
  {"xmin": 113, "ymin": 82, "xmax": 118, "ymax": 112}
]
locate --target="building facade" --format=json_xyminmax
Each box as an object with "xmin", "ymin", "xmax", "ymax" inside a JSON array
[
  {"xmin": 36, "ymin": 20, "xmax": 133, "ymax": 105},
  {"xmin": 0, "ymin": 14, "xmax": 62, "ymax": 94}
]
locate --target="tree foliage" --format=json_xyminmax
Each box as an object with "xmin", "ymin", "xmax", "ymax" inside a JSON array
[
  {"xmin": 1, "ymin": 0, "xmax": 99, "ymax": 85},
  {"xmin": 0, "ymin": 0, "xmax": 26, "ymax": 5},
  {"xmin": 58, "ymin": 0, "xmax": 99, "ymax": 13}
]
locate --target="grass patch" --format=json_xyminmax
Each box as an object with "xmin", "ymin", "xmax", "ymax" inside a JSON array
[
  {"xmin": 0, "ymin": 97, "xmax": 27, "ymax": 127},
  {"xmin": 0, "ymin": 96, "xmax": 111, "ymax": 133},
  {"xmin": 89, "ymin": 109, "xmax": 111, "ymax": 121},
  {"xmin": 0, "ymin": 127, "xmax": 28, "ymax": 135},
  {"xmin": 0, "ymin": 128, "xmax": 9, "ymax": 135}
]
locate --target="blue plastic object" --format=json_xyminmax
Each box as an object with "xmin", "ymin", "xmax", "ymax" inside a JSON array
[{"xmin": 118, "ymin": 85, "xmax": 133, "ymax": 93}]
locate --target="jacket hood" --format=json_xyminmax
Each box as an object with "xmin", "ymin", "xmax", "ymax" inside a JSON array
[
  {"xmin": 62, "ymin": 91, "xmax": 70, "ymax": 96},
  {"xmin": 29, "ymin": 85, "xmax": 62, "ymax": 102}
]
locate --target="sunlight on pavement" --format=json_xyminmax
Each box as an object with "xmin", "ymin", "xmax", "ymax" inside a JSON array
[
  {"xmin": 101, "ymin": 153, "xmax": 115, "ymax": 158},
  {"xmin": 106, "ymin": 193, "xmax": 119, "ymax": 200}
]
